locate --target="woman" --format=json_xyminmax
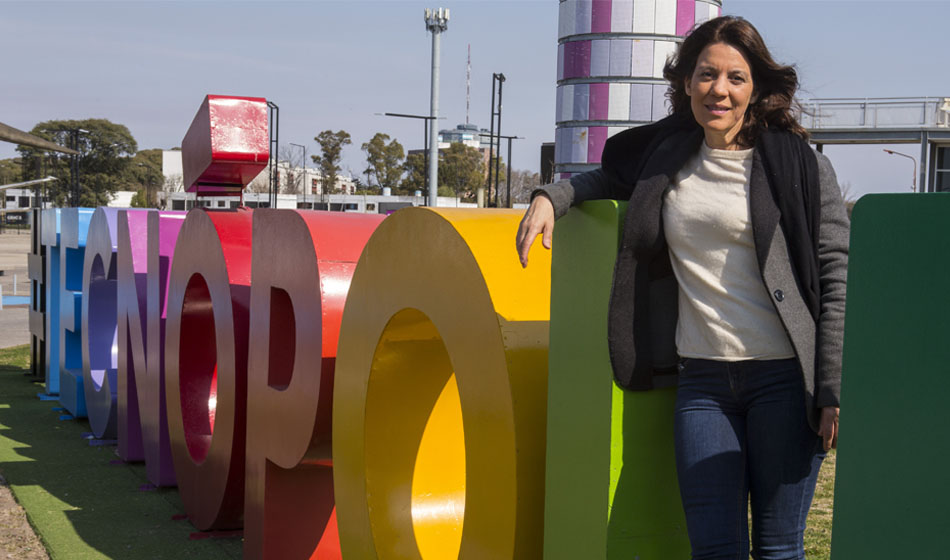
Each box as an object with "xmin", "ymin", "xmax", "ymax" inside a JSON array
[{"xmin": 516, "ymin": 16, "xmax": 848, "ymax": 560}]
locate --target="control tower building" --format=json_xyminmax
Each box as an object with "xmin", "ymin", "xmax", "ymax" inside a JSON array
[{"xmin": 555, "ymin": 0, "xmax": 722, "ymax": 178}]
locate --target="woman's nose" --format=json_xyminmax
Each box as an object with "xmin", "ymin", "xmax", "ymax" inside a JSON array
[{"xmin": 711, "ymin": 76, "xmax": 728, "ymax": 96}]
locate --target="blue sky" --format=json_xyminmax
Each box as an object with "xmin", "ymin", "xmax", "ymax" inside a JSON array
[{"xmin": 2, "ymin": 1, "xmax": 948, "ymax": 198}]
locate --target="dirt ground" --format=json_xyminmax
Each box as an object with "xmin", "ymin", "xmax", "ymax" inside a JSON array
[{"xmin": 0, "ymin": 474, "xmax": 48, "ymax": 559}]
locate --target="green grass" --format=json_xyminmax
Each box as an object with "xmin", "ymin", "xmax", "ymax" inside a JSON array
[
  {"xmin": 804, "ymin": 449, "xmax": 836, "ymax": 559},
  {"xmin": 0, "ymin": 345, "xmax": 241, "ymax": 560}
]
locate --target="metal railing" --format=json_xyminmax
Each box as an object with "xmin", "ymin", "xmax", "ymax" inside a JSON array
[{"xmin": 798, "ymin": 97, "xmax": 950, "ymax": 129}]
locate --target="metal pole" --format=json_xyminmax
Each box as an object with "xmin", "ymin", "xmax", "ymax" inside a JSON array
[
  {"xmin": 884, "ymin": 148, "xmax": 919, "ymax": 193},
  {"xmin": 425, "ymin": 8, "xmax": 448, "ymax": 208},
  {"xmin": 267, "ymin": 102, "xmax": 279, "ymax": 208},
  {"xmin": 423, "ymin": 120, "xmax": 429, "ymax": 198},
  {"xmin": 506, "ymin": 137, "xmax": 513, "ymax": 208},
  {"xmin": 494, "ymin": 74, "xmax": 505, "ymax": 207},
  {"xmin": 485, "ymin": 75, "xmax": 496, "ymax": 208},
  {"xmin": 428, "ymin": 29, "xmax": 441, "ymax": 207},
  {"xmin": 273, "ymin": 105, "xmax": 279, "ymax": 207}
]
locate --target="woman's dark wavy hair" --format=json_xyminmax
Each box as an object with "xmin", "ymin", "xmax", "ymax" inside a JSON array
[{"xmin": 663, "ymin": 16, "xmax": 807, "ymax": 147}]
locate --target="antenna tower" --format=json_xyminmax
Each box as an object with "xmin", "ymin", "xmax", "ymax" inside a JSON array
[{"xmin": 466, "ymin": 44, "xmax": 471, "ymax": 125}]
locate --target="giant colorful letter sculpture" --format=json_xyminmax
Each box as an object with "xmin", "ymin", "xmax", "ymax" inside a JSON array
[
  {"xmin": 116, "ymin": 209, "xmax": 185, "ymax": 486},
  {"xmin": 28, "ymin": 208, "xmax": 47, "ymax": 380},
  {"xmin": 831, "ymin": 194, "xmax": 946, "ymax": 558},
  {"xmin": 41, "ymin": 208, "xmax": 61, "ymax": 396},
  {"xmin": 59, "ymin": 208, "xmax": 93, "ymax": 417},
  {"xmin": 244, "ymin": 209, "xmax": 383, "ymax": 559},
  {"xmin": 82, "ymin": 207, "xmax": 121, "ymax": 438},
  {"xmin": 543, "ymin": 201, "xmax": 689, "ymax": 559},
  {"xmin": 333, "ymin": 207, "xmax": 551, "ymax": 559},
  {"xmin": 165, "ymin": 208, "xmax": 254, "ymax": 530}
]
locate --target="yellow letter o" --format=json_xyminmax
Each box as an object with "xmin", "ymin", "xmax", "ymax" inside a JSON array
[{"xmin": 333, "ymin": 207, "xmax": 551, "ymax": 559}]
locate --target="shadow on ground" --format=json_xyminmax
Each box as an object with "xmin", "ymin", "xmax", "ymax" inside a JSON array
[{"xmin": 0, "ymin": 345, "xmax": 242, "ymax": 560}]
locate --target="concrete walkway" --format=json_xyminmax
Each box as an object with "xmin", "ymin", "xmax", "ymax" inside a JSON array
[{"xmin": 0, "ymin": 231, "xmax": 31, "ymax": 350}]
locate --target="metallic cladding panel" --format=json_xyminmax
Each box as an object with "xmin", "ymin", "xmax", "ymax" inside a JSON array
[{"xmin": 555, "ymin": 0, "xmax": 723, "ymax": 176}]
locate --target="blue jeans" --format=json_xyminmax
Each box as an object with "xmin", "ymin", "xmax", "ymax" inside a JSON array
[{"xmin": 674, "ymin": 358, "xmax": 825, "ymax": 560}]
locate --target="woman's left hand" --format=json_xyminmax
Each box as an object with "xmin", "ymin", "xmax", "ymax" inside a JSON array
[{"xmin": 818, "ymin": 406, "xmax": 839, "ymax": 452}]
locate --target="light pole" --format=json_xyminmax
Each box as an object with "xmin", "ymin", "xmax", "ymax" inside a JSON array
[
  {"xmin": 66, "ymin": 128, "xmax": 89, "ymax": 207},
  {"xmin": 424, "ymin": 7, "xmax": 449, "ymax": 207},
  {"xmin": 137, "ymin": 162, "xmax": 155, "ymax": 207},
  {"xmin": 378, "ymin": 112, "xmax": 440, "ymax": 198},
  {"xmin": 479, "ymin": 132, "xmax": 523, "ymax": 208},
  {"xmin": 266, "ymin": 101, "xmax": 279, "ymax": 208},
  {"xmin": 290, "ymin": 142, "xmax": 306, "ymax": 195},
  {"xmin": 883, "ymin": 149, "xmax": 918, "ymax": 193},
  {"xmin": 486, "ymin": 72, "xmax": 505, "ymax": 207}
]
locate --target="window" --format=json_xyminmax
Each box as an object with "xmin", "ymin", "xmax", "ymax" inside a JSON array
[
  {"xmin": 936, "ymin": 146, "xmax": 950, "ymax": 192},
  {"xmin": 366, "ymin": 203, "xmax": 376, "ymax": 212}
]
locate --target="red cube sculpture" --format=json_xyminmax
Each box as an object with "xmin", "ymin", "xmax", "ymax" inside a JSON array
[{"xmin": 181, "ymin": 95, "xmax": 269, "ymax": 196}]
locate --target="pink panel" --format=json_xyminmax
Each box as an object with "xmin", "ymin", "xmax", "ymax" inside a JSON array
[
  {"xmin": 564, "ymin": 41, "xmax": 592, "ymax": 79},
  {"xmin": 589, "ymin": 83, "xmax": 610, "ymax": 121},
  {"xmin": 676, "ymin": 0, "xmax": 695, "ymax": 35},
  {"xmin": 591, "ymin": 0, "xmax": 612, "ymax": 33},
  {"xmin": 587, "ymin": 126, "xmax": 608, "ymax": 163}
]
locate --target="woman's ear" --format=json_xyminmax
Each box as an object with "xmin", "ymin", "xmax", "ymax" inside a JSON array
[{"xmin": 684, "ymin": 76, "xmax": 692, "ymax": 96}]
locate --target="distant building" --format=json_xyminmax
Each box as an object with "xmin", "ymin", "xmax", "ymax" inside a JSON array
[
  {"xmin": 159, "ymin": 190, "xmax": 479, "ymax": 213},
  {"xmin": 406, "ymin": 122, "xmax": 496, "ymax": 175},
  {"xmin": 438, "ymin": 123, "xmax": 493, "ymax": 151},
  {"xmin": 161, "ymin": 150, "xmax": 356, "ymax": 196}
]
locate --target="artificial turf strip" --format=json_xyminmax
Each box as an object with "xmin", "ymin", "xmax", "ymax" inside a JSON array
[{"xmin": 0, "ymin": 345, "xmax": 242, "ymax": 559}]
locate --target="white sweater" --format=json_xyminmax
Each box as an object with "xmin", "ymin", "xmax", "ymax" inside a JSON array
[{"xmin": 662, "ymin": 142, "xmax": 795, "ymax": 361}]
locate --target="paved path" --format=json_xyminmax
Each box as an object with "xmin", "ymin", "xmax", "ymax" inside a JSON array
[{"xmin": 0, "ymin": 231, "xmax": 30, "ymax": 350}]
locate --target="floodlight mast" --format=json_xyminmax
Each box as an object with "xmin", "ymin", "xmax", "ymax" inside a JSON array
[{"xmin": 424, "ymin": 7, "xmax": 449, "ymax": 207}]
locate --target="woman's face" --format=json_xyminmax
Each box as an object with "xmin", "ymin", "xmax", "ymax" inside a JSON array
[{"xmin": 685, "ymin": 42, "xmax": 755, "ymax": 150}]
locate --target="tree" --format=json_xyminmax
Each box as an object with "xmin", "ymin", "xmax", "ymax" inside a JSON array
[
  {"xmin": 0, "ymin": 158, "xmax": 22, "ymax": 185},
  {"xmin": 503, "ymin": 169, "xmax": 541, "ymax": 206},
  {"xmin": 126, "ymin": 149, "xmax": 164, "ymax": 207},
  {"xmin": 839, "ymin": 180, "xmax": 857, "ymax": 219},
  {"xmin": 400, "ymin": 152, "xmax": 427, "ymax": 195},
  {"xmin": 485, "ymin": 154, "xmax": 508, "ymax": 205},
  {"xmin": 278, "ymin": 146, "xmax": 304, "ymax": 194},
  {"xmin": 16, "ymin": 118, "xmax": 137, "ymax": 207},
  {"xmin": 361, "ymin": 133, "xmax": 405, "ymax": 191},
  {"xmin": 246, "ymin": 169, "xmax": 271, "ymax": 194},
  {"xmin": 129, "ymin": 189, "xmax": 149, "ymax": 208},
  {"xmin": 311, "ymin": 130, "xmax": 351, "ymax": 194},
  {"xmin": 438, "ymin": 143, "xmax": 485, "ymax": 202}
]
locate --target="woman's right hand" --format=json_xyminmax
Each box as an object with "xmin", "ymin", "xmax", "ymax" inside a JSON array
[{"xmin": 515, "ymin": 194, "xmax": 555, "ymax": 268}]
